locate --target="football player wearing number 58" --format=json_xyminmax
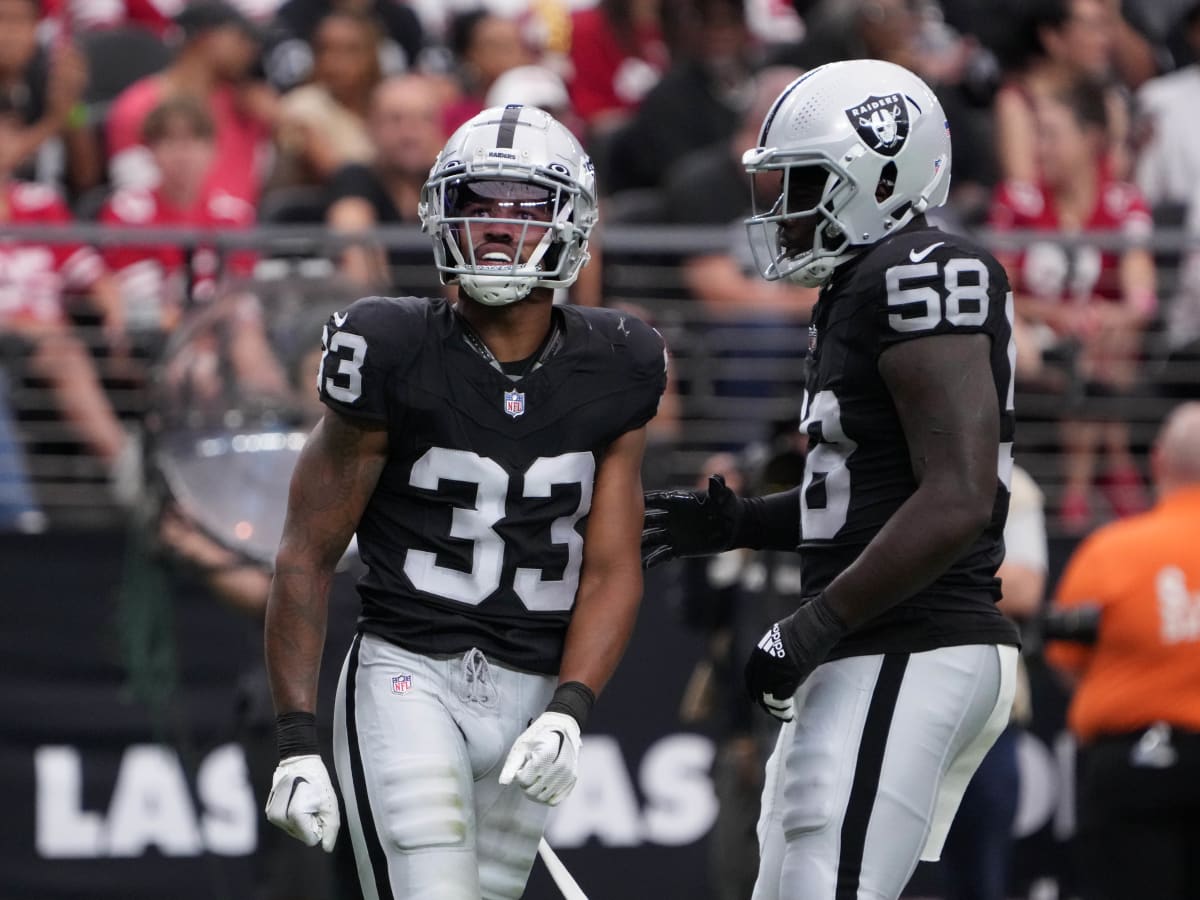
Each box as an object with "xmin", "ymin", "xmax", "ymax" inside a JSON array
[
  {"xmin": 264, "ymin": 105, "xmax": 666, "ymax": 899},
  {"xmin": 640, "ymin": 60, "xmax": 1021, "ymax": 900}
]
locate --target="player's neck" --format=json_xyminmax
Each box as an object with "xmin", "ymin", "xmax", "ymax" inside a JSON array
[{"xmin": 455, "ymin": 289, "xmax": 556, "ymax": 363}]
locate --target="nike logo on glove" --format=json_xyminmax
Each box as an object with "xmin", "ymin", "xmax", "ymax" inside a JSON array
[
  {"xmin": 908, "ymin": 242, "xmax": 944, "ymax": 263},
  {"xmin": 286, "ymin": 776, "xmax": 309, "ymax": 813}
]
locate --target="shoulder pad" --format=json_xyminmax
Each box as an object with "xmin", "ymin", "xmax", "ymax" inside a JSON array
[
  {"xmin": 331, "ymin": 295, "xmax": 433, "ymax": 348},
  {"xmin": 572, "ymin": 305, "xmax": 667, "ymax": 377},
  {"xmin": 318, "ymin": 295, "xmax": 434, "ymax": 421},
  {"xmin": 568, "ymin": 305, "xmax": 667, "ymax": 433},
  {"xmin": 849, "ymin": 226, "xmax": 1010, "ymax": 342},
  {"xmin": 855, "ymin": 226, "xmax": 994, "ymax": 277}
]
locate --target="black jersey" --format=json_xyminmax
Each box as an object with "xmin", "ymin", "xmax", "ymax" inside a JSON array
[
  {"xmin": 317, "ymin": 296, "xmax": 667, "ymax": 674},
  {"xmin": 800, "ymin": 222, "xmax": 1020, "ymax": 658}
]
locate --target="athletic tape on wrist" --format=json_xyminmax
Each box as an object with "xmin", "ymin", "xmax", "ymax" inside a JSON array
[
  {"xmin": 275, "ymin": 710, "xmax": 319, "ymax": 760},
  {"xmin": 545, "ymin": 681, "xmax": 595, "ymax": 730}
]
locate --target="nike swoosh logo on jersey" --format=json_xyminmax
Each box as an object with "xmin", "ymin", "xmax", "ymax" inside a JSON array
[
  {"xmin": 333, "ymin": 311, "xmax": 348, "ymax": 327},
  {"xmin": 286, "ymin": 776, "xmax": 309, "ymax": 813},
  {"xmin": 908, "ymin": 242, "xmax": 945, "ymax": 263}
]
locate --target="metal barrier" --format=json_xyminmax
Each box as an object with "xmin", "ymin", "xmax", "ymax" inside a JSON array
[{"xmin": 0, "ymin": 222, "xmax": 1197, "ymax": 533}]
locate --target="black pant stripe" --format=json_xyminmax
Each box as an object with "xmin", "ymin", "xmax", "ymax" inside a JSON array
[
  {"xmin": 835, "ymin": 652, "xmax": 911, "ymax": 900},
  {"xmin": 346, "ymin": 632, "xmax": 392, "ymax": 899}
]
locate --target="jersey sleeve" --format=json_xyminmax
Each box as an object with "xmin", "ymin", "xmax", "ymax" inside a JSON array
[
  {"xmin": 317, "ymin": 296, "xmax": 424, "ymax": 423},
  {"xmin": 866, "ymin": 238, "xmax": 1012, "ymax": 349},
  {"xmin": 617, "ymin": 313, "xmax": 669, "ymax": 433}
]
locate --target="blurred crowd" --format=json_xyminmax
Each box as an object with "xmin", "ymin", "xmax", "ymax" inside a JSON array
[
  {"xmin": 1, "ymin": 0, "xmax": 1200, "ymax": 535},
  {"xmin": 0, "ymin": 3, "xmax": 1195, "ymax": 899}
]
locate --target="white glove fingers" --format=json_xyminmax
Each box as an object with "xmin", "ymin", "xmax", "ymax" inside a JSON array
[
  {"xmin": 762, "ymin": 693, "xmax": 794, "ymax": 722},
  {"xmin": 265, "ymin": 754, "xmax": 340, "ymax": 851},
  {"xmin": 501, "ymin": 712, "xmax": 581, "ymax": 806},
  {"xmin": 320, "ymin": 817, "xmax": 339, "ymax": 853},
  {"xmin": 498, "ymin": 749, "xmax": 526, "ymax": 786}
]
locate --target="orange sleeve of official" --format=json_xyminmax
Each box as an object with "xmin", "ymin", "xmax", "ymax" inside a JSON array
[{"xmin": 1044, "ymin": 532, "xmax": 1110, "ymax": 676}]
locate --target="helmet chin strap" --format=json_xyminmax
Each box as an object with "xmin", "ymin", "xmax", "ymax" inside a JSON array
[
  {"xmin": 786, "ymin": 250, "xmax": 858, "ymax": 288},
  {"xmin": 788, "ymin": 259, "xmax": 836, "ymax": 288},
  {"xmin": 448, "ymin": 211, "xmax": 568, "ymax": 306},
  {"xmin": 459, "ymin": 273, "xmax": 536, "ymax": 306},
  {"xmin": 779, "ymin": 209, "xmax": 856, "ymax": 287}
]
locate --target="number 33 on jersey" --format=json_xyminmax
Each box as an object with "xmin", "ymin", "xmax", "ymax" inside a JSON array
[
  {"xmin": 798, "ymin": 227, "xmax": 1016, "ymax": 618},
  {"xmin": 316, "ymin": 296, "xmax": 667, "ymax": 674}
]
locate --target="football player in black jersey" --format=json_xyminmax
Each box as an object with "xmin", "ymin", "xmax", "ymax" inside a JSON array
[
  {"xmin": 641, "ymin": 60, "xmax": 1021, "ymax": 900},
  {"xmin": 263, "ymin": 105, "xmax": 667, "ymax": 898}
]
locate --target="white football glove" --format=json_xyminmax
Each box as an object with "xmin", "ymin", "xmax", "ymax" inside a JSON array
[
  {"xmin": 265, "ymin": 754, "xmax": 340, "ymax": 852},
  {"xmin": 499, "ymin": 712, "xmax": 582, "ymax": 806}
]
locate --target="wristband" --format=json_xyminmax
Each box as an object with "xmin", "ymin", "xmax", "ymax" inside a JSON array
[
  {"xmin": 545, "ymin": 681, "xmax": 595, "ymax": 730},
  {"xmin": 275, "ymin": 710, "xmax": 319, "ymax": 760},
  {"xmin": 734, "ymin": 488, "xmax": 802, "ymax": 551},
  {"xmin": 780, "ymin": 592, "xmax": 849, "ymax": 660}
]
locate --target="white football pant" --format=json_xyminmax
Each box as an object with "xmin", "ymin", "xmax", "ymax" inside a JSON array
[
  {"xmin": 333, "ymin": 633, "xmax": 556, "ymax": 900},
  {"xmin": 753, "ymin": 643, "xmax": 1018, "ymax": 900}
]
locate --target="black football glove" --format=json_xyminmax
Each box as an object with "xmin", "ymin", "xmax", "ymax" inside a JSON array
[
  {"xmin": 745, "ymin": 594, "xmax": 848, "ymax": 721},
  {"xmin": 641, "ymin": 474, "xmax": 743, "ymax": 569}
]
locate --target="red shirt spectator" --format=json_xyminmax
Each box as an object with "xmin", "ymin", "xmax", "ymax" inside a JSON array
[
  {"xmin": 990, "ymin": 174, "xmax": 1151, "ymax": 303},
  {"xmin": 101, "ymin": 94, "xmax": 256, "ymax": 333},
  {"xmin": 0, "ymin": 177, "xmax": 135, "ymax": 479},
  {"xmin": 0, "ymin": 180, "xmax": 105, "ymax": 326},
  {"xmin": 108, "ymin": 79, "xmax": 270, "ymax": 207},
  {"xmin": 104, "ymin": 1, "xmax": 274, "ymax": 205},
  {"xmin": 991, "ymin": 79, "xmax": 1157, "ymax": 532},
  {"xmin": 567, "ymin": 3, "xmax": 668, "ymax": 130},
  {"xmin": 100, "ymin": 185, "xmax": 255, "ymax": 324}
]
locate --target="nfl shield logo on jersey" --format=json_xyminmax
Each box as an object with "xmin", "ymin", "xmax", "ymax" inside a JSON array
[
  {"xmin": 504, "ymin": 390, "xmax": 525, "ymax": 418},
  {"xmin": 391, "ymin": 674, "xmax": 413, "ymax": 694}
]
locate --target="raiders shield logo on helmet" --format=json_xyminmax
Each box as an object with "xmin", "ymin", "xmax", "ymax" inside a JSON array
[{"xmin": 845, "ymin": 93, "xmax": 910, "ymax": 157}]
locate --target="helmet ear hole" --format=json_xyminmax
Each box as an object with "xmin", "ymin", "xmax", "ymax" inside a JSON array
[
  {"xmin": 542, "ymin": 240, "xmax": 565, "ymax": 272},
  {"xmin": 875, "ymin": 161, "xmax": 898, "ymax": 203}
]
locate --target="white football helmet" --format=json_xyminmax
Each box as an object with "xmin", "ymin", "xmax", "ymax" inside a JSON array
[
  {"xmin": 419, "ymin": 105, "xmax": 598, "ymax": 306},
  {"xmin": 743, "ymin": 59, "xmax": 952, "ymax": 287}
]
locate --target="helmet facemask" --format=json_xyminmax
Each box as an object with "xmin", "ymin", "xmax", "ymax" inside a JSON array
[
  {"xmin": 741, "ymin": 61, "xmax": 954, "ymax": 289},
  {"xmin": 744, "ymin": 149, "xmax": 858, "ymax": 288},
  {"xmin": 424, "ymin": 166, "xmax": 590, "ymax": 306}
]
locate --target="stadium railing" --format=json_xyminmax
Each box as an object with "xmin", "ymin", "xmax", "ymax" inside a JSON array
[{"xmin": 0, "ymin": 222, "xmax": 1195, "ymax": 534}]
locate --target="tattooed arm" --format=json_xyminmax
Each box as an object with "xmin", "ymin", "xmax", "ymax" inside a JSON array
[{"xmin": 265, "ymin": 408, "xmax": 388, "ymax": 715}]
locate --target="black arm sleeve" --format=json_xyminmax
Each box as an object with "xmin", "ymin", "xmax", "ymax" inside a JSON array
[{"xmin": 733, "ymin": 487, "xmax": 801, "ymax": 552}]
